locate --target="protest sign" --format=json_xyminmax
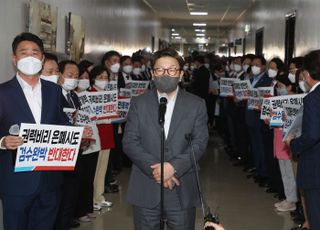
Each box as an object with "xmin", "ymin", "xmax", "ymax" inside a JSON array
[
  {"xmin": 283, "ymin": 106, "xmax": 303, "ymax": 141},
  {"xmin": 118, "ymin": 98, "xmax": 131, "ymax": 118},
  {"xmin": 247, "ymin": 89, "xmax": 261, "ymax": 111},
  {"xmin": 15, "ymin": 123, "xmax": 84, "ymax": 172},
  {"xmin": 233, "ymin": 80, "xmax": 251, "ymax": 101},
  {"xmin": 131, "ymin": 80, "xmax": 149, "ymax": 97},
  {"xmin": 106, "ymin": 81, "xmax": 118, "ymax": 91},
  {"xmin": 258, "ymin": 87, "xmax": 274, "ymax": 98},
  {"xmin": 119, "ymin": 88, "xmax": 132, "ymax": 98},
  {"xmin": 219, "ymin": 78, "xmax": 236, "ymax": 97},
  {"xmin": 270, "ymin": 109, "xmax": 284, "ymax": 127},
  {"xmin": 282, "ymin": 104, "xmax": 302, "ymax": 140},
  {"xmin": 260, "ymin": 94, "xmax": 306, "ymax": 120}
]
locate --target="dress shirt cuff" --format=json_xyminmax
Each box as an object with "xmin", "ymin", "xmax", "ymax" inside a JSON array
[{"xmin": 0, "ymin": 137, "xmax": 6, "ymax": 150}]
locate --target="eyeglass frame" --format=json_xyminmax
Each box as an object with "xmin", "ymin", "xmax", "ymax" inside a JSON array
[{"xmin": 152, "ymin": 67, "xmax": 182, "ymax": 77}]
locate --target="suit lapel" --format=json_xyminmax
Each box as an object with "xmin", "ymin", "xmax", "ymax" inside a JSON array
[
  {"xmin": 11, "ymin": 77, "xmax": 36, "ymax": 123},
  {"xmin": 166, "ymin": 89, "xmax": 185, "ymax": 141},
  {"xmin": 41, "ymin": 80, "xmax": 50, "ymax": 123}
]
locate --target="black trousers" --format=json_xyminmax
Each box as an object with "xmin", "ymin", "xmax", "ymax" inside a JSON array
[
  {"xmin": 75, "ymin": 152, "xmax": 99, "ymax": 217},
  {"xmin": 304, "ymin": 189, "xmax": 320, "ymax": 230}
]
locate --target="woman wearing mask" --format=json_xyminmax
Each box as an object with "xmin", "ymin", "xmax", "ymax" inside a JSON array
[
  {"xmin": 89, "ymin": 65, "xmax": 115, "ymax": 210},
  {"xmin": 273, "ymin": 76, "xmax": 298, "ymax": 213},
  {"xmin": 288, "ymin": 57, "xmax": 304, "ymax": 85},
  {"xmin": 74, "ymin": 60, "xmax": 100, "ymax": 222}
]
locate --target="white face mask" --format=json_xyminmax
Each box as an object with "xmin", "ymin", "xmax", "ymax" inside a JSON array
[
  {"xmin": 299, "ymin": 80, "xmax": 309, "ymax": 93},
  {"xmin": 95, "ymin": 80, "xmax": 108, "ymax": 90},
  {"xmin": 62, "ymin": 78, "xmax": 78, "ymax": 91},
  {"xmin": 204, "ymin": 63, "xmax": 210, "ymax": 69},
  {"xmin": 123, "ymin": 65, "xmax": 133, "ymax": 74},
  {"xmin": 133, "ymin": 67, "xmax": 142, "ymax": 76},
  {"xmin": 17, "ymin": 56, "xmax": 42, "ymax": 76},
  {"xmin": 110, "ymin": 63, "xmax": 120, "ymax": 73},
  {"xmin": 141, "ymin": 64, "xmax": 146, "ymax": 72},
  {"xmin": 190, "ymin": 65, "xmax": 195, "ymax": 71},
  {"xmin": 268, "ymin": 69, "xmax": 278, "ymax": 78},
  {"xmin": 252, "ymin": 66, "xmax": 261, "ymax": 76},
  {"xmin": 243, "ymin": 64, "xmax": 250, "ymax": 72},
  {"xmin": 288, "ymin": 73, "xmax": 296, "ymax": 83},
  {"xmin": 77, "ymin": 79, "xmax": 90, "ymax": 91},
  {"xmin": 234, "ymin": 64, "xmax": 242, "ymax": 72},
  {"xmin": 40, "ymin": 75, "xmax": 59, "ymax": 84},
  {"xmin": 183, "ymin": 66, "xmax": 189, "ymax": 71}
]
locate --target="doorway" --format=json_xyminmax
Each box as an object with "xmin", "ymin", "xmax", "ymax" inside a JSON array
[{"xmin": 255, "ymin": 28, "xmax": 264, "ymax": 56}]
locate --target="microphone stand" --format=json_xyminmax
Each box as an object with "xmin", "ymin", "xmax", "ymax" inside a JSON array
[
  {"xmin": 159, "ymin": 97, "xmax": 167, "ymax": 230},
  {"xmin": 185, "ymin": 134, "xmax": 219, "ymax": 230}
]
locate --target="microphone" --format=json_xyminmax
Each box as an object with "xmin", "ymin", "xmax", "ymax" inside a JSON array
[{"xmin": 159, "ymin": 96, "xmax": 167, "ymax": 124}]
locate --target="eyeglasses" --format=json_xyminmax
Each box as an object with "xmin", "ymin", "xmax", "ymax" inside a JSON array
[{"xmin": 153, "ymin": 67, "xmax": 181, "ymax": 76}]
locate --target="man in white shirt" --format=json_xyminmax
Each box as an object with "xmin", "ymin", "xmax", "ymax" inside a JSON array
[{"xmin": 0, "ymin": 32, "xmax": 69, "ymax": 230}]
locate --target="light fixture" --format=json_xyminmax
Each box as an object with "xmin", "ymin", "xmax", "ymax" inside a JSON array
[
  {"xmin": 190, "ymin": 12, "xmax": 208, "ymax": 16},
  {"xmin": 193, "ymin": 23, "xmax": 207, "ymax": 26},
  {"xmin": 171, "ymin": 28, "xmax": 175, "ymax": 32},
  {"xmin": 195, "ymin": 29, "xmax": 206, "ymax": 32},
  {"xmin": 175, "ymin": 36, "xmax": 182, "ymax": 39},
  {"xmin": 172, "ymin": 33, "xmax": 179, "ymax": 36},
  {"xmin": 196, "ymin": 33, "xmax": 205, "ymax": 37}
]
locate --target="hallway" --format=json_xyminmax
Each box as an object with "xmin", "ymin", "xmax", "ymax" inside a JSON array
[{"xmin": 78, "ymin": 135, "xmax": 292, "ymax": 230}]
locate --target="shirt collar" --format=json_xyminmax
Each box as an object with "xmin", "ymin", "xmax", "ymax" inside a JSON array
[
  {"xmin": 309, "ymin": 81, "xmax": 320, "ymax": 93},
  {"xmin": 157, "ymin": 87, "xmax": 179, "ymax": 103},
  {"xmin": 16, "ymin": 73, "xmax": 41, "ymax": 91}
]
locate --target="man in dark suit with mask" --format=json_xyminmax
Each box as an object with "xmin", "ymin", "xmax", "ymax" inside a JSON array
[
  {"xmin": 0, "ymin": 33, "xmax": 69, "ymax": 230},
  {"xmin": 123, "ymin": 48, "xmax": 209, "ymax": 230}
]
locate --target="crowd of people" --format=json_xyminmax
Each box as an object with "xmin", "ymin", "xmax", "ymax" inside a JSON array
[{"xmin": 0, "ymin": 31, "xmax": 319, "ymax": 230}]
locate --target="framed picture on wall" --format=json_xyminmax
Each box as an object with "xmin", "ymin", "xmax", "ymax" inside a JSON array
[
  {"xmin": 66, "ymin": 12, "xmax": 85, "ymax": 62},
  {"xmin": 29, "ymin": 0, "xmax": 58, "ymax": 52}
]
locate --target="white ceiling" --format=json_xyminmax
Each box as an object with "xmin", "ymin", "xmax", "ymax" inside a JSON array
[{"xmin": 143, "ymin": 0, "xmax": 255, "ymax": 44}]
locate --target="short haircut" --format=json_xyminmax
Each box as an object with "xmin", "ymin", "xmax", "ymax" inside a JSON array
[
  {"xmin": 78, "ymin": 60, "xmax": 94, "ymax": 76},
  {"xmin": 151, "ymin": 48, "xmax": 184, "ymax": 70},
  {"xmin": 193, "ymin": 55, "xmax": 205, "ymax": 64},
  {"xmin": 131, "ymin": 55, "xmax": 143, "ymax": 64},
  {"xmin": 58, "ymin": 60, "xmax": 78, "ymax": 74},
  {"xmin": 254, "ymin": 55, "xmax": 267, "ymax": 66},
  {"xmin": 101, "ymin": 50, "xmax": 121, "ymax": 65},
  {"xmin": 290, "ymin": 57, "xmax": 304, "ymax": 69},
  {"xmin": 270, "ymin": 57, "xmax": 285, "ymax": 72},
  {"xmin": 44, "ymin": 52, "xmax": 58, "ymax": 63},
  {"xmin": 120, "ymin": 55, "xmax": 131, "ymax": 65},
  {"xmin": 89, "ymin": 65, "xmax": 108, "ymax": 86},
  {"xmin": 303, "ymin": 50, "xmax": 320, "ymax": 80},
  {"xmin": 12, "ymin": 32, "xmax": 44, "ymax": 54}
]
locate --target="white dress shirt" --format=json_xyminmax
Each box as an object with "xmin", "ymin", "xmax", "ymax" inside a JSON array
[
  {"xmin": 309, "ymin": 81, "xmax": 320, "ymax": 93},
  {"xmin": 16, "ymin": 73, "xmax": 42, "ymax": 124},
  {"xmin": 157, "ymin": 88, "xmax": 178, "ymax": 139}
]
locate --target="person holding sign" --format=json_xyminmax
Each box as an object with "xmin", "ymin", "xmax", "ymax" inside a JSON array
[
  {"xmin": 285, "ymin": 50, "xmax": 320, "ymax": 230},
  {"xmin": 123, "ymin": 48, "xmax": 208, "ymax": 230},
  {"xmin": 245, "ymin": 55, "xmax": 273, "ymax": 186},
  {"xmin": 0, "ymin": 33, "xmax": 69, "ymax": 230},
  {"xmin": 88, "ymin": 66, "xmax": 115, "ymax": 209}
]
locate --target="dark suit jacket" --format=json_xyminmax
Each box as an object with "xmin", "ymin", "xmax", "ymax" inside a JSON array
[
  {"xmin": 118, "ymin": 72, "xmax": 126, "ymax": 89},
  {"xmin": 191, "ymin": 65, "xmax": 210, "ymax": 99},
  {"xmin": 0, "ymin": 77, "xmax": 69, "ymax": 196},
  {"xmin": 122, "ymin": 89, "xmax": 209, "ymax": 209},
  {"xmin": 245, "ymin": 72, "xmax": 272, "ymax": 127},
  {"xmin": 291, "ymin": 84, "xmax": 320, "ymax": 189}
]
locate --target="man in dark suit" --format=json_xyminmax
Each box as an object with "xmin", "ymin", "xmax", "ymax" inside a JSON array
[
  {"xmin": 123, "ymin": 48, "xmax": 209, "ymax": 230},
  {"xmin": 191, "ymin": 55, "xmax": 210, "ymax": 100},
  {"xmin": 245, "ymin": 56, "xmax": 272, "ymax": 185},
  {"xmin": 285, "ymin": 50, "xmax": 320, "ymax": 230},
  {"xmin": 0, "ymin": 33, "xmax": 69, "ymax": 230}
]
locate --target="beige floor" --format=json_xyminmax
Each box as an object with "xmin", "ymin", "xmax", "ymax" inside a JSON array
[{"xmin": 78, "ymin": 135, "xmax": 294, "ymax": 230}]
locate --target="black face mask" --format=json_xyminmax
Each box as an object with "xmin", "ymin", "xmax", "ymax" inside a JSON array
[{"xmin": 153, "ymin": 75, "xmax": 180, "ymax": 93}]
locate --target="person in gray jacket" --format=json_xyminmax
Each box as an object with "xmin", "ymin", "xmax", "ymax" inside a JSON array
[{"xmin": 123, "ymin": 48, "xmax": 209, "ymax": 230}]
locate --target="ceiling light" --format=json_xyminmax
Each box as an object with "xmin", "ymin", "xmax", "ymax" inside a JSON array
[
  {"xmin": 195, "ymin": 29, "xmax": 206, "ymax": 32},
  {"xmin": 196, "ymin": 33, "xmax": 205, "ymax": 37},
  {"xmin": 174, "ymin": 36, "xmax": 182, "ymax": 39},
  {"xmin": 193, "ymin": 23, "xmax": 207, "ymax": 26},
  {"xmin": 190, "ymin": 12, "xmax": 208, "ymax": 16},
  {"xmin": 171, "ymin": 29, "xmax": 175, "ymax": 32},
  {"xmin": 172, "ymin": 33, "xmax": 179, "ymax": 36}
]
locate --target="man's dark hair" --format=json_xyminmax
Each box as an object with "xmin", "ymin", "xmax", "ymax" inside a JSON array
[
  {"xmin": 89, "ymin": 65, "xmax": 108, "ymax": 86},
  {"xmin": 44, "ymin": 52, "xmax": 58, "ymax": 63},
  {"xmin": 120, "ymin": 55, "xmax": 131, "ymax": 65},
  {"xmin": 78, "ymin": 60, "xmax": 94, "ymax": 76},
  {"xmin": 303, "ymin": 50, "xmax": 320, "ymax": 80},
  {"xmin": 290, "ymin": 57, "xmax": 304, "ymax": 69},
  {"xmin": 101, "ymin": 50, "xmax": 121, "ymax": 66},
  {"xmin": 254, "ymin": 55, "xmax": 267, "ymax": 66},
  {"xmin": 151, "ymin": 48, "xmax": 184, "ymax": 70},
  {"xmin": 12, "ymin": 32, "xmax": 44, "ymax": 54},
  {"xmin": 193, "ymin": 55, "xmax": 205, "ymax": 64},
  {"xmin": 58, "ymin": 60, "xmax": 78, "ymax": 74},
  {"xmin": 132, "ymin": 55, "xmax": 143, "ymax": 64}
]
